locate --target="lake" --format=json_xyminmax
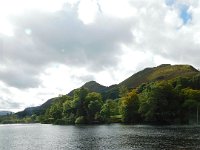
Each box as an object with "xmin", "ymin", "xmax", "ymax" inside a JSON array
[{"xmin": 0, "ymin": 124, "xmax": 200, "ymax": 150}]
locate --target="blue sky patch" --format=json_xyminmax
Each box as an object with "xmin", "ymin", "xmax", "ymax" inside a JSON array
[
  {"xmin": 179, "ymin": 4, "xmax": 192, "ymax": 24},
  {"xmin": 165, "ymin": 0, "xmax": 192, "ymax": 24}
]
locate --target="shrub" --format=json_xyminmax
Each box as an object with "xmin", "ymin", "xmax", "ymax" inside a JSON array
[
  {"xmin": 75, "ymin": 116, "xmax": 86, "ymax": 124},
  {"xmin": 54, "ymin": 119, "xmax": 66, "ymax": 125}
]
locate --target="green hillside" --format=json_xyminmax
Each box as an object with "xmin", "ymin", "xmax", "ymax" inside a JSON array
[
  {"xmin": 119, "ymin": 64, "xmax": 199, "ymax": 89},
  {"xmin": 68, "ymin": 64, "xmax": 199, "ymax": 100}
]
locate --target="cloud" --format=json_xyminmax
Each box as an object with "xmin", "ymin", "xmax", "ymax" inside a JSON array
[
  {"xmin": 1, "ymin": 0, "xmax": 200, "ymax": 111},
  {"xmin": 126, "ymin": 0, "xmax": 200, "ymax": 69},
  {"xmin": 0, "ymin": 67, "xmax": 40, "ymax": 89},
  {"xmin": 71, "ymin": 74, "xmax": 95, "ymax": 83},
  {"xmin": 0, "ymin": 3, "xmax": 134, "ymax": 89},
  {"xmin": 0, "ymin": 97, "xmax": 22, "ymax": 110},
  {"xmin": 1, "ymin": 0, "xmax": 200, "ymax": 89}
]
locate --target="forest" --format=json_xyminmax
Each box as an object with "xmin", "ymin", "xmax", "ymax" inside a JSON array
[
  {"xmin": 1, "ymin": 65, "xmax": 200, "ymax": 125},
  {"xmin": 39, "ymin": 74, "xmax": 200, "ymax": 125}
]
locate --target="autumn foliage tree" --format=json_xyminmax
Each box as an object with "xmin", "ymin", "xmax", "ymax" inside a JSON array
[{"xmin": 120, "ymin": 90, "xmax": 140, "ymax": 123}]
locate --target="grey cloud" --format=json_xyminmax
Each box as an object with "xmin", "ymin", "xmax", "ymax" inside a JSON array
[
  {"xmin": 13, "ymin": 9, "xmax": 134, "ymax": 69},
  {"xmin": 0, "ymin": 68, "xmax": 40, "ymax": 89},
  {"xmin": 0, "ymin": 97, "xmax": 22, "ymax": 110},
  {"xmin": 71, "ymin": 74, "xmax": 95, "ymax": 83},
  {"xmin": 0, "ymin": 3, "xmax": 134, "ymax": 89},
  {"xmin": 0, "ymin": 87, "xmax": 11, "ymax": 95}
]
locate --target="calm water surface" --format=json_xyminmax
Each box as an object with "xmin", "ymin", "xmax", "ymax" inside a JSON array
[{"xmin": 0, "ymin": 124, "xmax": 200, "ymax": 150}]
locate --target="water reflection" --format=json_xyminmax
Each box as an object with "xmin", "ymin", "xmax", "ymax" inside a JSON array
[{"xmin": 0, "ymin": 124, "xmax": 200, "ymax": 150}]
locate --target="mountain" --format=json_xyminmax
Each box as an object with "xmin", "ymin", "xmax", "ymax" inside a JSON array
[
  {"xmin": 82, "ymin": 81, "xmax": 108, "ymax": 92},
  {"xmin": 120, "ymin": 64, "xmax": 198, "ymax": 88},
  {"xmin": 0, "ymin": 111, "xmax": 13, "ymax": 116},
  {"xmin": 16, "ymin": 97, "xmax": 58, "ymax": 118},
  {"xmin": 68, "ymin": 81, "xmax": 120, "ymax": 100},
  {"xmin": 16, "ymin": 64, "xmax": 199, "ymax": 117},
  {"xmin": 99, "ymin": 64, "xmax": 199, "ymax": 100},
  {"xmin": 68, "ymin": 81, "xmax": 107, "ymax": 96}
]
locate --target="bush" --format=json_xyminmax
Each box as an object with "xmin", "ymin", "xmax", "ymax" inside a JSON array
[
  {"xmin": 1, "ymin": 120, "xmax": 15, "ymax": 124},
  {"xmin": 54, "ymin": 119, "xmax": 66, "ymax": 125},
  {"xmin": 65, "ymin": 114, "xmax": 76, "ymax": 124},
  {"xmin": 75, "ymin": 116, "xmax": 86, "ymax": 124},
  {"xmin": 42, "ymin": 118, "xmax": 54, "ymax": 124},
  {"xmin": 110, "ymin": 115, "xmax": 122, "ymax": 123}
]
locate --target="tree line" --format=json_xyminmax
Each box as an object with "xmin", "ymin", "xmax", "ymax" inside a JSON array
[
  {"xmin": 38, "ymin": 74, "xmax": 200, "ymax": 125},
  {"xmin": 1, "ymin": 74, "xmax": 200, "ymax": 125}
]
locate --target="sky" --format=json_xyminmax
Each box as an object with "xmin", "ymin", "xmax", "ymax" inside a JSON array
[{"xmin": 0, "ymin": 0, "xmax": 200, "ymax": 112}]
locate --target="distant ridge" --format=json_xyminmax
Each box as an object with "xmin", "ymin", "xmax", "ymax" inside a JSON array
[
  {"xmin": 16, "ymin": 97, "xmax": 57, "ymax": 117},
  {"xmin": 0, "ymin": 111, "xmax": 13, "ymax": 116}
]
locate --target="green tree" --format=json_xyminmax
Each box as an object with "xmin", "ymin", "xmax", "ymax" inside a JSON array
[
  {"xmin": 120, "ymin": 89, "xmax": 140, "ymax": 123},
  {"xmin": 119, "ymin": 86, "xmax": 128, "ymax": 98},
  {"xmin": 183, "ymin": 88, "xmax": 200, "ymax": 124},
  {"xmin": 139, "ymin": 81, "xmax": 180, "ymax": 123},
  {"xmin": 107, "ymin": 99, "xmax": 119, "ymax": 116},
  {"xmin": 63, "ymin": 100, "xmax": 73, "ymax": 117},
  {"xmin": 190, "ymin": 74, "xmax": 200, "ymax": 89},
  {"xmin": 72, "ymin": 87, "xmax": 89, "ymax": 117},
  {"xmin": 100, "ymin": 103, "xmax": 111, "ymax": 122},
  {"xmin": 86, "ymin": 92, "xmax": 103, "ymax": 122},
  {"xmin": 49, "ymin": 103, "xmax": 62, "ymax": 120},
  {"xmin": 100, "ymin": 99, "xmax": 119, "ymax": 122}
]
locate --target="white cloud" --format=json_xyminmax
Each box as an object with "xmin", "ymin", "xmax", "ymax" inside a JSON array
[
  {"xmin": 78, "ymin": 0, "xmax": 99, "ymax": 24},
  {"xmin": 164, "ymin": 9, "xmax": 183, "ymax": 27},
  {"xmin": 99, "ymin": 0, "xmax": 137, "ymax": 18}
]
